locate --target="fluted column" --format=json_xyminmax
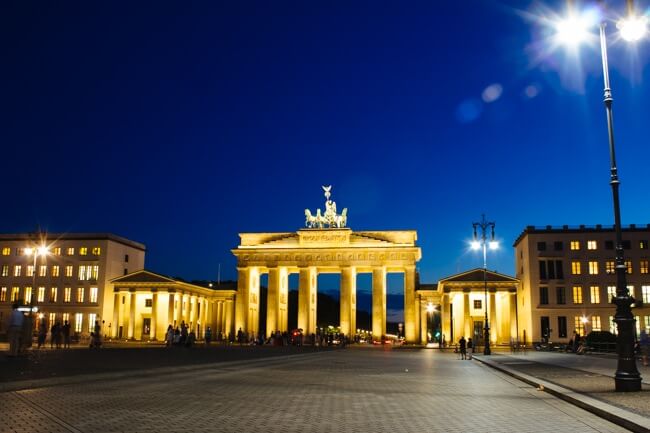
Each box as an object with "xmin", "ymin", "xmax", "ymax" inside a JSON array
[
  {"xmin": 235, "ymin": 267, "xmax": 250, "ymax": 334},
  {"xmin": 403, "ymin": 266, "xmax": 417, "ymax": 343},
  {"xmin": 509, "ymin": 292, "xmax": 517, "ymax": 342},
  {"xmin": 183, "ymin": 293, "xmax": 190, "ymax": 325},
  {"xmin": 112, "ymin": 292, "xmax": 120, "ymax": 338},
  {"xmin": 462, "ymin": 291, "xmax": 470, "ymax": 340},
  {"xmin": 267, "ymin": 267, "xmax": 280, "ymax": 337},
  {"xmin": 298, "ymin": 266, "xmax": 318, "ymax": 335},
  {"xmin": 489, "ymin": 291, "xmax": 497, "ymax": 344},
  {"xmin": 190, "ymin": 295, "xmax": 198, "ymax": 331},
  {"xmin": 151, "ymin": 291, "xmax": 158, "ymax": 340},
  {"xmin": 128, "ymin": 291, "xmax": 136, "ymax": 339},
  {"xmin": 420, "ymin": 299, "xmax": 428, "ymax": 344},
  {"xmin": 279, "ymin": 269, "xmax": 289, "ymax": 333},
  {"xmin": 441, "ymin": 293, "xmax": 450, "ymax": 346},
  {"xmin": 340, "ymin": 266, "xmax": 356, "ymax": 336},
  {"xmin": 167, "ymin": 292, "xmax": 175, "ymax": 328},
  {"xmin": 372, "ymin": 267, "xmax": 386, "ymax": 340},
  {"xmin": 225, "ymin": 299, "xmax": 234, "ymax": 338}
]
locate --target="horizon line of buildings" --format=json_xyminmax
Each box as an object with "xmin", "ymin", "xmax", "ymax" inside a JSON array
[{"xmin": 0, "ymin": 223, "xmax": 649, "ymax": 344}]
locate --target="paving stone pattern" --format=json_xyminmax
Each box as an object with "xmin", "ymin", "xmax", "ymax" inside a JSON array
[{"xmin": 0, "ymin": 349, "xmax": 629, "ymax": 432}]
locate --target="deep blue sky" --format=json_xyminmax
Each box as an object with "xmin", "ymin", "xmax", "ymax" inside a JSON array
[{"xmin": 2, "ymin": 1, "xmax": 650, "ymax": 294}]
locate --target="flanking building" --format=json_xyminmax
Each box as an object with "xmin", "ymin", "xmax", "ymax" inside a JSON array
[
  {"xmin": 0, "ymin": 233, "xmax": 145, "ymax": 336},
  {"xmin": 514, "ymin": 224, "xmax": 650, "ymax": 344}
]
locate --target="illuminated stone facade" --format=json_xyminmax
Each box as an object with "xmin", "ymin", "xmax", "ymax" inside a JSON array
[
  {"xmin": 109, "ymin": 270, "xmax": 235, "ymax": 340},
  {"xmin": 232, "ymin": 228, "xmax": 422, "ymax": 342},
  {"xmin": 419, "ymin": 269, "xmax": 520, "ymax": 346}
]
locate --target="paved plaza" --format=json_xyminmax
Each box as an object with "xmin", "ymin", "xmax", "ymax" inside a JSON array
[{"xmin": 0, "ymin": 347, "xmax": 632, "ymax": 433}]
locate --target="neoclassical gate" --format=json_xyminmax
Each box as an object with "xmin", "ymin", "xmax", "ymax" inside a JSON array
[{"xmin": 231, "ymin": 187, "xmax": 422, "ymax": 342}]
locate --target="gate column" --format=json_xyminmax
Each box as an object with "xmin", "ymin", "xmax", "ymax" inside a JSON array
[
  {"xmin": 372, "ymin": 266, "xmax": 386, "ymax": 341},
  {"xmin": 340, "ymin": 266, "xmax": 356, "ymax": 337}
]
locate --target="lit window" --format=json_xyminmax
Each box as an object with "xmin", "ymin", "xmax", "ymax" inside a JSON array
[
  {"xmin": 1, "ymin": 265, "xmax": 8, "ymax": 277},
  {"xmin": 26, "ymin": 265, "xmax": 34, "ymax": 277},
  {"xmin": 91, "ymin": 265, "xmax": 98, "ymax": 280},
  {"xmin": 2, "ymin": 247, "xmax": 10, "ymax": 255},
  {"xmin": 625, "ymin": 260, "xmax": 633, "ymax": 274},
  {"xmin": 49, "ymin": 287, "xmax": 57, "ymax": 303},
  {"xmin": 52, "ymin": 265, "xmax": 60, "ymax": 277},
  {"xmin": 610, "ymin": 316, "xmax": 616, "ymax": 334},
  {"xmin": 62, "ymin": 312, "xmax": 70, "ymax": 324},
  {"xmin": 592, "ymin": 316, "xmax": 601, "ymax": 332},
  {"xmin": 571, "ymin": 261, "xmax": 581, "ymax": 275},
  {"xmin": 570, "ymin": 241, "xmax": 580, "ymax": 250},
  {"xmin": 628, "ymin": 285, "xmax": 635, "ymax": 298},
  {"xmin": 92, "ymin": 247, "xmax": 101, "ymax": 256},
  {"xmin": 76, "ymin": 287, "xmax": 84, "ymax": 303},
  {"xmin": 90, "ymin": 287, "xmax": 98, "ymax": 303},
  {"xmin": 67, "ymin": 247, "xmax": 75, "ymax": 256},
  {"xmin": 88, "ymin": 313, "xmax": 97, "ymax": 332},
  {"xmin": 607, "ymin": 286, "xmax": 616, "ymax": 303},
  {"xmin": 574, "ymin": 316, "xmax": 586, "ymax": 336},
  {"xmin": 640, "ymin": 240, "xmax": 648, "ymax": 250},
  {"xmin": 24, "ymin": 287, "xmax": 32, "ymax": 303},
  {"xmin": 37, "ymin": 287, "xmax": 45, "ymax": 302},
  {"xmin": 0, "ymin": 287, "xmax": 6, "ymax": 302},
  {"xmin": 64, "ymin": 287, "xmax": 71, "ymax": 303},
  {"xmin": 49, "ymin": 313, "xmax": 56, "ymax": 328},
  {"xmin": 11, "ymin": 287, "xmax": 19, "ymax": 302},
  {"xmin": 65, "ymin": 265, "xmax": 73, "ymax": 277},
  {"xmin": 645, "ymin": 316, "xmax": 650, "ymax": 332},
  {"xmin": 75, "ymin": 313, "xmax": 83, "ymax": 333},
  {"xmin": 587, "ymin": 240, "xmax": 597, "ymax": 250},
  {"xmin": 39, "ymin": 265, "xmax": 47, "ymax": 277},
  {"xmin": 636, "ymin": 316, "xmax": 641, "ymax": 335},
  {"xmin": 642, "ymin": 286, "xmax": 650, "ymax": 304},
  {"xmin": 605, "ymin": 261, "xmax": 615, "ymax": 274},
  {"xmin": 572, "ymin": 286, "xmax": 583, "ymax": 304},
  {"xmin": 640, "ymin": 260, "xmax": 649, "ymax": 274},
  {"xmin": 590, "ymin": 286, "xmax": 600, "ymax": 304},
  {"xmin": 78, "ymin": 266, "xmax": 86, "ymax": 281},
  {"xmin": 79, "ymin": 247, "xmax": 88, "ymax": 256},
  {"xmin": 588, "ymin": 261, "xmax": 599, "ymax": 275},
  {"xmin": 52, "ymin": 247, "xmax": 61, "ymax": 256},
  {"xmin": 13, "ymin": 265, "xmax": 21, "ymax": 277}
]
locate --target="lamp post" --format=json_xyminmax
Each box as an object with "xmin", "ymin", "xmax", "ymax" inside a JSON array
[
  {"xmin": 471, "ymin": 214, "xmax": 498, "ymax": 355},
  {"xmin": 25, "ymin": 243, "xmax": 49, "ymax": 347},
  {"xmin": 552, "ymin": 3, "xmax": 646, "ymax": 392}
]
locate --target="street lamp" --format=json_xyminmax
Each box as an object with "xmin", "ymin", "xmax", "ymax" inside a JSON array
[
  {"xmin": 551, "ymin": 2, "xmax": 646, "ymax": 392},
  {"xmin": 472, "ymin": 214, "xmax": 498, "ymax": 355},
  {"xmin": 25, "ymin": 243, "xmax": 49, "ymax": 345}
]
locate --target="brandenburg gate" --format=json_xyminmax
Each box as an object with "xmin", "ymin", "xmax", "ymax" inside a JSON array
[{"xmin": 232, "ymin": 187, "xmax": 422, "ymax": 342}]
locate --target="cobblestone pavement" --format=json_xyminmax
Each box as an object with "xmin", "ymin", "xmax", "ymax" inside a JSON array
[{"xmin": 0, "ymin": 348, "xmax": 630, "ymax": 433}]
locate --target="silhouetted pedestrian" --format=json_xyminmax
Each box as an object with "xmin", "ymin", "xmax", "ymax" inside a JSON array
[{"xmin": 459, "ymin": 336, "xmax": 467, "ymax": 360}]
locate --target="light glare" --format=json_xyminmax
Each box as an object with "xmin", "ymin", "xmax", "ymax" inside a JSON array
[
  {"xmin": 470, "ymin": 241, "xmax": 481, "ymax": 250},
  {"xmin": 37, "ymin": 246, "xmax": 49, "ymax": 256},
  {"xmin": 618, "ymin": 15, "xmax": 648, "ymax": 42},
  {"xmin": 489, "ymin": 241, "xmax": 499, "ymax": 250},
  {"xmin": 555, "ymin": 14, "xmax": 591, "ymax": 46}
]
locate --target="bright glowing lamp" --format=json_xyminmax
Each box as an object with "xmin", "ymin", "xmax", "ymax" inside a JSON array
[
  {"xmin": 618, "ymin": 15, "xmax": 648, "ymax": 42},
  {"xmin": 581, "ymin": 316, "xmax": 589, "ymax": 324},
  {"xmin": 488, "ymin": 241, "xmax": 499, "ymax": 250},
  {"xmin": 24, "ymin": 247, "xmax": 34, "ymax": 256},
  {"xmin": 426, "ymin": 303, "xmax": 435, "ymax": 314},
  {"xmin": 470, "ymin": 241, "xmax": 481, "ymax": 250},
  {"xmin": 37, "ymin": 246, "xmax": 49, "ymax": 256},
  {"xmin": 555, "ymin": 14, "xmax": 591, "ymax": 46}
]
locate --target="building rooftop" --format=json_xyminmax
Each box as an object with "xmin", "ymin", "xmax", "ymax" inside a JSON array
[
  {"xmin": 513, "ymin": 224, "xmax": 650, "ymax": 247},
  {"xmin": 0, "ymin": 232, "xmax": 146, "ymax": 251}
]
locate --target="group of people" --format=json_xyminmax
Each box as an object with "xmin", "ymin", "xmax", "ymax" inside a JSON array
[
  {"xmin": 457, "ymin": 336, "xmax": 474, "ymax": 360},
  {"xmin": 37, "ymin": 319, "xmax": 71, "ymax": 349},
  {"xmin": 165, "ymin": 322, "xmax": 199, "ymax": 347}
]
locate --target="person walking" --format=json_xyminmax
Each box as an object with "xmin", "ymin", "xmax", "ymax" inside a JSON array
[
  {"xmin": 165, "ymin": 325, "xmax": 174, "ymax": 347},
  {"xmin": 62, "ymin": 320, "xmax": 71, "ymax": 349},
  {"xmin": 8, "ymin": 303, "xmax": 24, "ymax": 357},
  {"xmin": 467, "ymin": 337, "xmax": 473, "ymax": 360},
  {"xmin": 37, "ymin": 320, "xmax": 47, "ymax": 349},
  {"xmin": 205, "ymin": 326, "xmax": 212, "ymax": 345},
  {"xmin": 459, "ymin": 336, "xmax": 467, "ymax": 360}
]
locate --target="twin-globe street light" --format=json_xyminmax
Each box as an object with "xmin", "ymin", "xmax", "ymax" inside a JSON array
[
  {"xmin": 551, "ymin": 2, "xmax": 647, "ymax": 392},
  {"xmin": 24, "ymin": 245, "xmax": 49, "ymax": 345},
  {"xmin": 471, "ymin": 215, "xmax": 498, "ymax": 356}
]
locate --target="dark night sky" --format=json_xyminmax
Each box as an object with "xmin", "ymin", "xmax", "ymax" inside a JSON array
[{"xmin": 2, "ymin": 1, "xmax": 650, "ymax": 306}]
